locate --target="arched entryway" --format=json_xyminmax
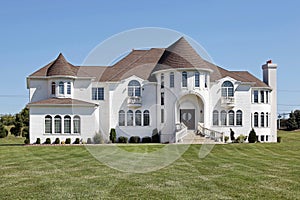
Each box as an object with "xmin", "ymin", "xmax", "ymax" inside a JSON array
[{"xmin": 175, "ymin": 94, "xmax": 204, "ymax": 130}]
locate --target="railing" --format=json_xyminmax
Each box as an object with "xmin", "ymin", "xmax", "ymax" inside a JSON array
[
  {"xmin": 175, "ymin": 122, "xmax": 188, "ymax": 143},
  {"xmin": 197, "ymin": 122, "xmax": 224, "ymax": 142},
  {"xmin": 127, "ymin": 96, "xmax": 142, "ymax": 107},
  {"xmin": 221, "ymin": 97, "xmax": 235, "ymax": 107}
]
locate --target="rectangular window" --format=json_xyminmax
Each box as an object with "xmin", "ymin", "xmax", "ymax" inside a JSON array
[
  {"xmin": 205, "ymin": 74, "xmax": 208, "ymax": 88},
  {"xmin": 195, "ymin": 72, "xmax": 200, "ymax": 87},
  {"xmin": 266, "ymin": 91, "xmax": 269, "ymax": 104},
  {"xmin": 260, "ymin": 91, "xmax": 264, "ymax": 103},
  {"xmin": 170, "ymin": 72, "xmax": 174, "ymax": 88},
  {"xmin": 64, "ymin": 118, "xmax": 71, "ymax": 134},
  {"xmin": 161, "ymin": 92, "xmax": 164, "ymax": 105},
  {"xmin": 182, "ymin": 72, "xmax": 187, "ymax": 87},
  {"xmin": 254, "ymin": 90, "xmax": 259, "ymax": 103},
  {"xmin": 92, "ymin": 88, "xmax": 104, "ymax": 100},
  {"xmin": 67, "ymin": 82, "xmax": 71, "ymax": 95},
  {"xmin": 161, "ymin": 109, "xmax": 164, "ymax": 123},
  {"xmin": 261, "ymin": 135, "xmax": 265, "ymax": 142},
  {"xmin": 161, "ymin": 73, "xmax": 164, "ymax": 89},
  {"xmin": 266, "ymin": 135, "xmax": 269, "ymax": 142}
]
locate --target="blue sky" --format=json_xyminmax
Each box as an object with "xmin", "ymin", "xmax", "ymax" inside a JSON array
[{"xmin": 0, "ymin": 0, "xmax": 299, "ymax": 115}]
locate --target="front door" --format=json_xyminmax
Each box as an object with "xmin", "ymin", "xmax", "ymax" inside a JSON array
[{"xmin": 180, "ymin": 109, "xmax": 195, "ymax": 130}]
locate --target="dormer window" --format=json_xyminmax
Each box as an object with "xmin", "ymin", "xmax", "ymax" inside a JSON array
[
  {"xmin": 59, "ymin": 81, "xmax": 64, "ymax": 94},
  {"xmin": 128, "ymin": 80, "xmax": 141, "ymax": 97},
  {"xmin": 221, "ymin": 81, "xmax": 234, "ymax": 98},
  {"xmin": 51, "ymin": 82, "xmax": 56, "ymax": 95}
]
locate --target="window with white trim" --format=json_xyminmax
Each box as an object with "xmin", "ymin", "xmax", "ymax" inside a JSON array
[
  {"xmin": 170, "ymin": 72, "xmax": 174, "ymax": 88},
  {"xmin": 73, "ymin": 116, "xmax": 80, "ymax": 134},
  {"xmin": 221, "ymin": 110, "xmax": 227, "ymax": 126},
  {"xmin": 161, "ymin": 73, "xmax": 164, "ymax": 89},
  {"xmin": 135, "ymin": 110, "xmax": 141, "ymax": 126},
  {"xmin": 236, "ymin": 110, "xmax": 243, "ymax": 126},
  {"xmin": 253, "ymin": 90, "xmax": 259, "ymax": 103},
  {"xmin": 213, "ymin": 110, "xmax": 219, "ymax": 126},
  {"xmin": 195, "ymin": 72, "xmax": 200, "ymax": 87},
  {"xmin": 128, "ymin": 80, "xmax": 141, "ymax": 97},
  {"xmin": 54, "ymin": 115, "xmax": 62, "ymax": 133},
  {"xmin": 222, "ymin": 81, "xmax": 234, "ymax": 97},
  {"xmin": 261, "ymin": 112, "xmax": 265, "ymax": 127},
  {"xmin": 127, "ymin": 110, "xmax": 133, "ymax": 126},
  {"xmin": 64, "ymin": 116, "xmax": 71, "ymax": 134},
  {"xmin": 92, "ymin": 87, "xmax": 104, "ymax": 100},
  {"xmin": 45, "ymin": 115, "xmax": 52, "ymax": 134},
  {"xmin": 67, "ymin": 82, "xmax": 71, "ymax": 95},
  {"xmin": 143, "ymin": 110, "xmax": 150, "ymax": 126},
  {"xmin": 59, "ymin": 82, "xmax": 64, "ymax": 94},
  {"xmin": 228, "ymin": 110, "xmax": 234, "ymax": 126},
  {"xmin": 254, "ymin": 112, "xmax": 259, "ymax": 127},
  {"xmin": 119, "ymin": 110, "xmax": 125, "ymax": 126},
  {"xmin": 51, "ymin": 82, "xmax": 56, "ymax": 95},
  {"xmin": 182, "ymin": 71, "xmax": 187, "ymax": 87}
]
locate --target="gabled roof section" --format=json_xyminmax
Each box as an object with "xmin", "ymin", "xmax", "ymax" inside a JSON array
[{"xmin": 27, "ymin": 98, "xmax": 97, "ymax": 107}]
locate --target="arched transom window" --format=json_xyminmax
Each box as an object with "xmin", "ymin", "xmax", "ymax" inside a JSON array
[
  {"xmin": 128, "ymin": 80, "xmax": 141, "ymax": 97},
  {"xmin": 221, "ymin": 81, "xmax": 234, "ymax": 97}
]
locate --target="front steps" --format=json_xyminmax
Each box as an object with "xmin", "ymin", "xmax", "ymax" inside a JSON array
[{"xmin": 179, "ymin": 130, "xmax": 223, "ymax": 144}]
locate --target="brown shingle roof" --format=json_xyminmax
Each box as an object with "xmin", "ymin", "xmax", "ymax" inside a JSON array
[
  {"xmin": 28, "ymin": 98, "xmax": 97, "ymax": 106},
  {"xmin": 28, "ymin": 37, "xmax": 269, "ymax": 88}
]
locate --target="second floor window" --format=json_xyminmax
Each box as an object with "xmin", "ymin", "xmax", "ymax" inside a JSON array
[
  {"xmin": 253, "ymin": 90, "xmax": 259, "ymax": 103},
  {"xmin": 182, "ymin": 71, "xmax": 187, "ymax": 87},
  {"xmin": 128, "ymin": 80, "xmax": 141, "ymax": 97},
  {"xmin": 195, "ymin": 72, "xmax": 200, "ymax": 87},
  {"xmin": 51, "ymin": 82, "xmax": 56, "ymax": 95},
  {"xmin": 170, "ymin": 72, "xmax": 174, "ymax": 88},
  {"xmin": 67, "ymin": 82, "xmax": 71, "ymax": 95},
  {"xmin": 161, "ymin": 73, "xmax": 164, "ymax": 89},
  {"xmin": 92, "ymin": 88, "xmax": 104, "ymax": 100},
  {"xmin": 221, "ymin": 81, "xmax": 234, "ymax": 98},
  {"xmin": 59, "ymin": 81, "xmax": 64, "ymax": 94}
]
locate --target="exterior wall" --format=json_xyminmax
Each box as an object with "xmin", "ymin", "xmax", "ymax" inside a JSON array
[
  {"xmin": 29, "ymin": 106, "xmax": 99, "ymax": 144},
  {"xmin": 29, "ymin": 79, "xmax": 48, "ymax": 103}
]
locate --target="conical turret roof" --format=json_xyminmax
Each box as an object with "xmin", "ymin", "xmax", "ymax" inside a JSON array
[{"xmin": 46, "ymin": 53, "xmax": 78, "ymax": 76}]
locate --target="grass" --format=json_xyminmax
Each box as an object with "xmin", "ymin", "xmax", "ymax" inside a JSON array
[{"xmin": 0, "ymin": 131, "xmax": 299, "ymax": 199}]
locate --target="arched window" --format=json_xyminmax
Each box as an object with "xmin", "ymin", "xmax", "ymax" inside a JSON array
[
  {"xmin": 143, "ymin": 110, "xmax": 150, "ymax": 126},
  {"xmin": 221, "ymin": 81, "xmax": 234, "ymax": 97},
  {"xmin": 64, "ymin": 116, "xmax": 71, "ymax": 134},
  {"xmin": 67, "ymin": 82, "xmax": 71, "ymax": 95},
  {"xmin": 261, "ymin": 112, "xmax": 265, "ymax": 127},
  {"xmin": 182, "ymin": 71, "xmax": 187, "ymax": 87},
  {"xmin": 228, "ymin": 110, "xmax": 235, "ymax": 126},
  {"xmin": 195, "ymin": 72, "xmax": 200, "ymax": 87},
  {"xmin": 45, "ymin": 115, "xmax": 52, "ymax": 134},
  {"xmin": 161, "ymin": 73, "xmax": 164, "ymax": 89},
  {"xmin": 118, "ymin": 110, "xmax": 125, "ymax": 126},
  {"xmin": 221, "ymin": 110, "xmax": 227, "ymax": 126},
  {"xmin": 59, "ymin": 81, "xmax": 64, "ymax": 94},
  {"xmin": 170, "ymin": 72, "xmax": 174, "ymax": 88},
  {"xmin": 254, "ymin": 112, "xmax": 259, "ymax": 127},
  {"xmin": 127, "ymin": 110, "xmax": 133, "ymax": 126},
  {"xmin": 73, "ymin": 116, "xmax": 80, "ymax": 134},
  {"xmin": 213, "ymin": 110, "xmax": 219, "ymax": 126},
  {"xmin": 128, "ymin": 80, "xmax": 141, "ymax": 97},
  {"xmin": 51, "ymin": 82, "xmax": 56, "ymax": 95},
  {"xmin": 236, "ymin": 110, "xmax": 243, "ymax": 126},
  {"xmin": 54, "ymin": 115, "xmax": 62, "ymax": 133},
  {"xmin": 135, "ymin": 110, "xmax": 141, "ymax": 126}
]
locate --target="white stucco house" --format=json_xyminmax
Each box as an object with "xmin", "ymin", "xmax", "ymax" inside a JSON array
[{"xmin": 27, "ymin": 37, "xmax": 277, "ymax": 144}]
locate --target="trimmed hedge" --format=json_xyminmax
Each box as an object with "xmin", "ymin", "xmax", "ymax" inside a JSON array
[
  {"xmin": 24, "ymin": 138, "xmax": 29, "ymax": 144},
  {"xmin": 118, "ymin": 136, "xmax": 128, "ymax": 143},
  {"xmin": 45, "ymin": 138, "xmax": 51, "ymax": 144},
  {"xmin": 54, "ymin": 138, "xmax": 60, "ymax": 144},
  {"xmin": 74, "ymin": 138, "xmax": 80, "ymax": 144},
  {"xmin": 129, "ymin": 136, "xmax": 140, "ymax": 143},
  {"xmin": 142, "ymin": 136, "xmax": 152, "ymax": 143},
  {"xmin": 36, "ymin": 138, "xmax": 41, "ymax": 144},
  {"xmin": 110, "ymin": 128, "xmax": 117, "ymax": 143},
  {"xmin": 87, "ymin": 138, "xmax": 92, "ymax": 144},
  {"xmin": 65, "ymin": 138, "xmax": 71, "ymax": 144}
]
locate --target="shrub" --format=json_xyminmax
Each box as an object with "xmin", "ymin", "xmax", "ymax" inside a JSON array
[
  {"xmin": 54, "ymin": 138, "xmax": 60, "ymax": 144},
  {"xmin": 118, "ymin": 136, "xmax": 128, "ymax": 143},
  {"xmin": 129, "ymin": 136, "xmax": 140, "ymax": 143},
  {"xmin": 248, "ymin": 128, "xmax": 257, "ymax": 143},
  {"xmin": 230, "ymin": 128, "xmax": 235, "ymax": 142},
  {"xmin": 235, "ymin": 135, "xmax": 245, "ymax": 143},
  {"xmin": 36, "ymin": 138, "xmax": 41, "ymax": 144},
  {"xmin": 61, "ymin": 141, "xmax": 65, "ymax": 145},
  {"xmin": 45, "ymin": 138, "xmax": 51, "ymax": 144},
  {"xmin": 152, "ymin": 128, "xmax": 160, "ymax": 143},
  {"xmin": 74, "ymin": 138, "xmax": 80, "ymax": 144},
  {"xmin": 22, "ymin": 126, "xmax": 29, "ymax": 138},
  {"xmin": 224, "ymin": 136, "xmax": 229, "ymax": 143},
  {"xmin": 65, "ymin": 138, "xmax": 71, "ymax": 144},
  {"xmin": 24, "ymin": 138, "xmax": 29, "ymax": 144},
  {"xmin": 109, "ymin": 128, "xmax": 117, "ymax": 143},
  {"xmin": 93, "ymin": 132, "xmax": 104, "ymax": 144},
  {"xmin": 142, "ymin": 136, "xmax": 152, "ymax": 143},
  {"xmin": 277, "ymin": 136, "xmax": 282, "ymax": 143},
  {"xmin": 0, "ymin": 124, "xmax": 7, "ymax": 138},
  {"xmin": 87, "ymin": 138, "xmax": 92, "ymax": 144}
]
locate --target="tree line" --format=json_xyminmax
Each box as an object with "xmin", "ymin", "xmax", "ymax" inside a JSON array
[
  {"xmin": 285, "ymin": 110, "xmax": 300, "ymax": 131},
  {"xmin": 0, "ymin": 107, "xmax": 29, "ymax": 138}
]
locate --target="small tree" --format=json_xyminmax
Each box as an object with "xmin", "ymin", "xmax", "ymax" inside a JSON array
[
  {"xmin": 230, "ymin": 128, "xmax": 235, "ymax": 142},
  {"xmin": 248, "ymin": 128, "xmax": 257, "ymax": 143},
  {"xmin": 0, "ymin": 123, "xmax": 7, "ymax": 138},
  {"xmin": 93, "ymin": 132, "xmax": 104, "ymax": 144},
  {"xmin": 286, "ymin": 111, "xmax": 298, "ymax": 131},
  {"xmin": 109, "ymin": 128, "xmax": 116, "ymax": 143}
]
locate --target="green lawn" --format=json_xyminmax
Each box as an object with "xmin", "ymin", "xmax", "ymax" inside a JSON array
[{"xmin": 0, "ymin": 131, "xmax": 299, "ymax": 199}]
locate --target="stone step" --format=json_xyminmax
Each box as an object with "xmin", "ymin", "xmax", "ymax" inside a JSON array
[{"xmin": 179, "ymin": 131, "xmax": 221, "ymax": 144}]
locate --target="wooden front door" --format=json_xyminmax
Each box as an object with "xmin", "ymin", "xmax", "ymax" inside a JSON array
[{"xmin": 180, "ymin": 109, "xmax": 195, "ymax": 130}]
